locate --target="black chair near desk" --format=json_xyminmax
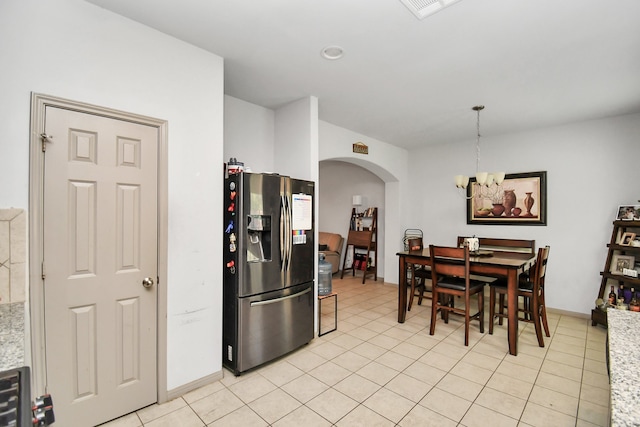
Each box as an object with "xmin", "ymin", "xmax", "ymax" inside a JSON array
[
  {"xmin": 429, "ymin": 244, "xmax": 489, "ymax": 346},
  {"xmin": 489, "ymin": 245, "xmax": 551, "ymax": 347}
]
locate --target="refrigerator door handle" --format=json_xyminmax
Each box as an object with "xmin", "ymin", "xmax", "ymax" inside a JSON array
[
  {"xmin": 280, "ymin": 195, "xmax": 286, "ymax": 270},
  {"xmin": 249, "ymin": 287, "xmax": 311, "ymax": 307},
  {"xmin": 285, "ymin": 194, "xmax": 292, "ymax": 270}
]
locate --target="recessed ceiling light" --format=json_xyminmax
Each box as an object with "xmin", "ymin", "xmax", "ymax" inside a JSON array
[{"xmin": 321, "ymin": 46, "xmax": 344, "ymax": 60}]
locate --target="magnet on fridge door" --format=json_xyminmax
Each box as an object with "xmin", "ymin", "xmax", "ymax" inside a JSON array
[{"xmin": 225, "ymin": 220, "xmax": 234, "ymax": 233}]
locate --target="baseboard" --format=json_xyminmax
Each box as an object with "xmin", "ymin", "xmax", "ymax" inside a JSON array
[
  {"xmin": 166, "ymin": 369, "xmax": 224, "ymax": 401},
  {"xmin": 545, "ymin": 306, "xmax": 590, "ymax": 320}
]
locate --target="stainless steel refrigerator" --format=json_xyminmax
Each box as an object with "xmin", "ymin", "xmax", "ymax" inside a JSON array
[{"xmin": 223, "ymin": 172, "xmax": 315, "ymax": 375}]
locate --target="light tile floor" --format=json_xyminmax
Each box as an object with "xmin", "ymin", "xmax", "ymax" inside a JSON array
[{"xmin": 101, "ymin": 276, "xmax": 610, "ymax": 427}]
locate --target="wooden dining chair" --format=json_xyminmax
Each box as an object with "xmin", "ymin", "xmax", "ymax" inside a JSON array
[
  {"xmin": 489, "ymin": 246, "xmax": 551, "ymax": 347},
  {"xmin": 407, "ymin": 237, "xmax": 432, "ymax": 311},
  {"xmin": 429, "ymin": 244, "xmax": 488, "ymax": 346}
]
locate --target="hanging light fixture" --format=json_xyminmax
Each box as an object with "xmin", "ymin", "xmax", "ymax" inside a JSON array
[{"xmin": 454, "ymin": 105, "xmax": 505, "ymax": 198}]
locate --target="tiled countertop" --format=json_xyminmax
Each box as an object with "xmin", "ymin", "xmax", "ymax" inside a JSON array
[
  {"xmin": 607, "ymin": 308, "xmax": 640, "ymax": 426},
  {"xmin": 0, "ymin": 302, "xmax": 25, "ymax": 371}
]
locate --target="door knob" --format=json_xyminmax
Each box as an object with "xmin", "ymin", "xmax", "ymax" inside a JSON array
[{"xmin": 142, "ymin": 277, "xmax": 155, "ymax": 288}]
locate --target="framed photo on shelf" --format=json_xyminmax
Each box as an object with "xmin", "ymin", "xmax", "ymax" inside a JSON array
[
  {"xmin": 610, "ymin": 254, "xmax": 635, "ymax": 275},
  {"xmin": 619, "ymin": 232, "xmax": 636, "ymax": 246},
  {"xmin": 616, "ymin": 205, "xmax": 640, "ymax": 220},
  {"xmin": 467, "ymin": 171, "xmax": 547, "ymax": 226}
]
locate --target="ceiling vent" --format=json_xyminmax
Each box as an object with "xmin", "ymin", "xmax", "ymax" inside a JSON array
[{"xmin": 399, "ymin": 0, "xmax": 463, "ymax": 20}]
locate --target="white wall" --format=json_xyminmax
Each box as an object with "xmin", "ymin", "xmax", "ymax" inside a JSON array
[
  {"xmin": 408, "ymin": 113, "xmax": 640, "ymax": 315},
  {"xmin": 0, "ymin": 0, "xmax": 224, "ymax": 392},
  {"xmin": 224, "ymin": 95, "xmax": 275, "ymax": 173},
  {"xmin": 274, "ymin": 97, "xmax": 319, "ymax": 182}
]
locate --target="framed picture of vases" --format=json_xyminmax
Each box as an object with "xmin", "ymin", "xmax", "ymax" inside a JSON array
[{"xmin": 466, "ymin": 171, "xmax": 547, "ymax": 225}]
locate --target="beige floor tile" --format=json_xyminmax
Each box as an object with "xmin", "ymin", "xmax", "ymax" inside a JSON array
[
  {"xmin": 576, "ymin": 419, "xmax": 608, "ymax": 427},
  {"xmin": 182, "ymin": 381, "xmax": 225, "ymax": 405},
  {"xmin": 431, "ymin": 340, "xmax": 470, "ymax": 360},
  {"xmin": 461, "ymin": 350, "xmax": 502, "ymax": 371},
  {"xmin": 100, "ymin": 413, "xmax": 142, "ymax": 427},
  {"xmin": 271, "ymin": 405, "xmax": 331, "ymax": 427},
  {"xmin": 585, "ymin": 347, "xmax": 606, "ymax": 363},
  {"xmin": 143, "ymin": 406, "xmax": 204, "ymax": 427},
  {"xmin": 329, "ymin": 332, "xmax": 365, "ymax": 350},
  {"xmin": 376, "ymin": 350, "xmax": 415, "ymax": 371},
  {"xmin": 475, "ymin": 387, "xmax": 527, "ymax": 419},
  {"xmin": 583, "ymin": 358, "xmax": 608, "ymax": 375},
  {"xmin": 330, "ymin": 350, "xmax": 371, "ymax": 372},
  {"xmin": 545, "ymin": 348, "xmax": 585, "ymax": 369},
  {"xmin": 550, "ymin": 340, "xmax": 586, "ymax": 357},
  {"xmin": 333, "ymin": 373, "xmax": 381, "ymax": 402},
  {"xmin": 535, "ymin": 371, "xmax": 581, "ymax": 398},
  {"xmin": 404, "ymin": 332, "xmax": 441, "ymax": 350},
  {"xmin": 472, "ymin": 340, "xmax": 509, "ymax": 359},
  {"xmin": 227, "ymin": 374, "xmax": 278, "ymax": 403},
  {"xmin": 450, "ymin": 360, "xmax": 493, "ymax": 385},
  {"xmin": 335, "ymin": 404, "xmax": 395, "ymax": 427},
  {"xmin": 460, "ymin": 403, "xmax": 518, "ymax": 427},
  {"xmin": 308, "ymin": 361, "xmax": 352, "ymax": 386},
  {"xmin": 136, "ymin": 398, "xmax": 187, "ymax": 424},
  {"xmin": 553, "ymin": 333, "xmax": 587, "ymax": 348},
  {"xmin": 392, "ymin": 341, "xmax": 429, "ymax": 360},
  {"xmin": 419, "ymin": 387, "xmax": 472, "ymax": 422},
  {"xmin": 346, "ymin": 326, "xmax": 379, "ymax": 341},
  {"xmin": 361, "ymin": 319, "xmax": 394, "ymax": 333},
  {"xmin": 351, "ymin": 341, "xmax": 388, "ymax": 360},
  {"xmin": 503, "ymin": 351, "xmax": 544, "ymax": 370},
  {"xmin": 401, "ymin": 360, "xmax": 447, "ymax": 386},
  {"xmin": 496, "ymin": 360, "xmax": 539, "ymax": 384},
  {"xmin": 520, "ymin": 402, "xmax": 577, "ymax": 427},
  {"xmin": 363, "ymin": 387, "xmax": 416, "ymax": 423},
  {"xmin": 285, "ymin": 349, "xmax": 327, "ymax": 372},
  {"xmin": 486, "ymin": 373, "xmax": 534, "ymax": 400},
  {"xmin": 306, "ymin": 388, "xmax": 359, "ymax": 424},
  {"xmin": 581, "ymin": 370, "xmax": 610, "ymax": 390},
  {"xmin": 209, "ymin": 405, "xmax": 268, "ymax": 427},
  {"xmin": 436, "ymin": 373, "xmax": 483, "ymax": 402},
  {"xmin": 342, "ymin": 314, "xmax": 371, "ymax": 327},
  {"xmin": 368, "ymin": 333, "xmax": 403, "ymax": 350},
  {"xmin": 384, "ymin": 372, "xmax": 434, "ymax": 403},
  {"xmin": 309, "ymin": 340, "xmax": 347, "ymax": 359},
  {"xmin": 577, "ymin": 400, "xmax": 610, "ymax": 427},
  {"xmin": 258, "ymin": 361, "xmax": 304, "ymax": 387},
  {"xmin": 398, "ymin": 404, "xmax": 458, "ymax": 427},
  {"xmin": 540, "ymin": 359, "xmax": 583, "ymax": 382},
  {"xmin": 247, "ymin": 388, "xmax": 301, "ymax": 424},
  {"xmin": 280, "ymin": 373, "xmax": 329, "ymax": 403},
  {"xmin": 336, "ymin": 319, "xmax": 359, "ymax": 332},
  {"xmin": 528, "ymin": 385, "xmax": 579, "ymax": 417},
  {"xmin": 356, "ymin": 361, "xmax": 400, "ymax": 385},
  {"xmin": 418, "ymin": 350, "xmax": 459, "ymax": 372},
  {"xmin": 580, "ymin": 383, "xmax": 610, "ymax": 406},
  {"xmin": 189, "ymin": 388, "xmax": 244, "ymax": 424},
  {"xmin": 108, "ymin": 279, "xmax": 615, "ymax": 427}
]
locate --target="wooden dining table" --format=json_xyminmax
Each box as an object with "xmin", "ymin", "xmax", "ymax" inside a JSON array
[{"xmin": 397, "ymin": 248, "xmax": 536, "ymax": 356}]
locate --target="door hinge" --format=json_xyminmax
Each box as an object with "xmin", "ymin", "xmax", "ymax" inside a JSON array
[
  {"xmin": 40, "ymin": 133, "xmax": 52, "ymax": 152},
  {"xmin": 42, "ymin": 262, "xmax": 46, "ymax": 280}
]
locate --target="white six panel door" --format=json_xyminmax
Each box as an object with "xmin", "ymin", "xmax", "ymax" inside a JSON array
[{"xmin": 43, "ymin": 106, "xmax": 158, "ymax": 426}]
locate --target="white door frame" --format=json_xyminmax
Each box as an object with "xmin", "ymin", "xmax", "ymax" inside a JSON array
[{"xmin": 28, "ymin": 93, "xmax": 169, "ymax": 404}]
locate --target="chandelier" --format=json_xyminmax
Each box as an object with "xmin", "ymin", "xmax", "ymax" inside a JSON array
[{"xmin": 454, "ymin": 105, "xmax": 505, "ymax": 199}]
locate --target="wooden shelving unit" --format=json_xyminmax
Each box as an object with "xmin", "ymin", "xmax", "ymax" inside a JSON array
[
  {"xmin": 593, "ymin": 220, "xmax": 640, "ymax": 327},
  {"xmin": 341, "ymin": 207, "xmax": 377, "ymax": 284}
]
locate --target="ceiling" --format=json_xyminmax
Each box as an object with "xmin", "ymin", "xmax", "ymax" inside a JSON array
[{"xmin": 86, "ymin": 0, "xmax": 640, "ymax": 149}]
